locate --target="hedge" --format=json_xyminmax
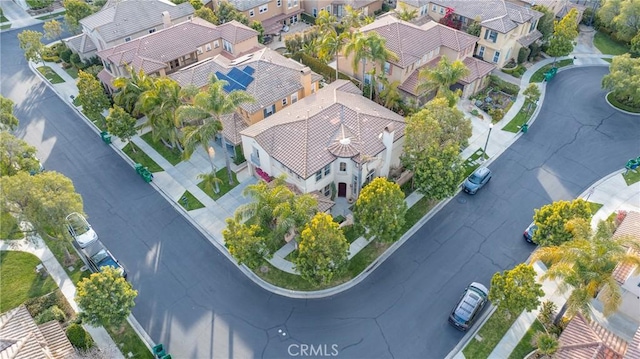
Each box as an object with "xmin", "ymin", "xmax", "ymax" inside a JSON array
[
  {"xmin": 290, "ymin": 53, "xmax": 351, "ymax": 83},
  {"xmin": 489, "ymin": 75, "xmax": 520, "ymax": 96},
  {"xmin": 300, "ymin": 13, "xmax": 316, "ymax": 25},
  {"xmin": 66, "ymin": 323, "xmax": 94, "ymax": 350}
]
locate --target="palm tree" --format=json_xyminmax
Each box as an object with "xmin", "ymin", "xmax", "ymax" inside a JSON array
[
  {"xmin": 272, "ymin": 192, "xmax": 317, "ymax": 239},
  {"xmin": 315, "ymin": 9, "xmax": 337, "ymax": 34},
  {"xmin": 396, "ymin": 4, "xmax": 418, "ymax": 22},
  {"xmin": 113, "ymin": 66, "xmax": 152, "ymax": 117},
  {"xmin": 531, "ymin": 219, "xmax": 640, "ymax": 323},
  {"xmin": 198, "ymin": 170, "xmax": 222, "ymax": 194},
  {"xmin": 176, "ymin": 74, "xmax": 254, "ymax": 185},
  {"xmin": 344, "ymin": 32, "xmax": 397, "ymax": 91},
  {"xmin": 340, "ymin": 5, "xmax": 362, "ymax": 31},
  {"xmin": 377, "ymin": 78, "xmax": 403, "ymax": 111},
  {"xmin": 532, "ymin": 332, "xmax": 559, "ymax": 358},
  {"xmin": 318, "ymin": 31, "xmax": 348, "ymax": 81},
  {"xmin": 137, "ymin": 77, "xmax": 187, "ymax": 151},
  {"xmin": 238, "ymin": 175, "xmax": 289, "ymax": 229},
  {"xmin": 416, "ymin": 57, "xmax": 469, "ymax": 106}
]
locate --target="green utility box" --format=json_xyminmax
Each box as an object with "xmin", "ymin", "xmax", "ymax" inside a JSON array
[{"xmin": 100, "ymin": 131, "xmax": 112, "ymax": 144}]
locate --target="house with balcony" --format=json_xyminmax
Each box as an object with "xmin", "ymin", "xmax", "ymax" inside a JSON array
[
  {"xmin": 64, "ymin": 0, "xmax": 195, "ymax": 60},
  {"xmin": 170, "ymin": 46, "xmax": 322, "ymax": 157},
  {"xmin": 224, "ymin": 0, "xmax": 304, "ymax": 35},
  {"xmin": 96, "ymin": 18, "xmax": 259, "ymax": 90},
  {"xmin": 424, "ymin": 0, "xmax": 543, "ymax": 68},
  {"xmin": 302, "ymin": 0, "xmax": 383, "ymax": 18},
  {"xmin": 240, "ymin": 80, "xmax": 405, "ymax": 210},
  {"xmin": 338, "ymin": 14, "xmax": 494, "ymax": 105}
]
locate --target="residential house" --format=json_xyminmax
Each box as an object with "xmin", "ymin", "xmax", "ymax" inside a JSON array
[
  {"xmin": 64, "ymin": 0, "xmax": 195, "ymax": 60},
  {"xmin": 0, "ymin": 305, "xmax": 75, "ymax": 359},
  {"xmin": 170, "ymin": 46, "xmax": 322, "ymax": 155},
  {"xmin": 96, "ymin": 18, "xmax": 259, "ymax": 90},
  {"xmin": 555, "ymin": 313, "xmax": 630, "ymax": 359},
  {"xmin": 240, "ymin": 80, "xmax": 406, "ymax": 210},
  {"xmin": 224, "ymin": 0, "xmax": 304, "ymax": 35},
  {"xmin": 302, "ymin": 0, "xmax": 383, "ymax": 18},
  {"xmin": 609, "ymin": 211, "xmax": 640, "ymax": 322},
  {"xmin": 425, "ymin": 0, "xmax": 543, "ymax": 68},
  {"xmin": 338, "ymin": 14, "xmax": 494, "ymax": 104}
]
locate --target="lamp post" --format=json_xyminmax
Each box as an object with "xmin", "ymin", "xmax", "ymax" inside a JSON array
[{"xmin": 483, "ymin": 123, "xmax": 493, "ymax": 161}]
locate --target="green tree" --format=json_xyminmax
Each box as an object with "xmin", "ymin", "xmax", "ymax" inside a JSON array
[
  {"xmin": 195, "ymin": 7, "xmax": 218, "ymax": 24},
  {"xmin": 631, "ymin": 33, "xmax": 640, "ymax": 57},
  {"xmin": 272, "ymin": 191, "xmax": 317, "ymax": 241},
  {"xmin": 176, "ymin": 74, "xmax": 254, "ymax": 183},
  {"xmin": 0, "ymin": 132, "xmax": 41, "ymax": 176},
  {"xmin": 294, "ymin": 212, "xmax": 349, "ymax": 285},
  {"xmin": 43, "ymin": 19, "xmax": 64, "ymax": 41},
  {"xmin": 63, "ymin": 0, "xmax": 94, "ymax": 33},
  {"xmin": 189, "ymin": 0, "xmax": 202, "ymax": 10},
  {"xmin": 223, "ymin": 214, "xmax": 267, "ymax": 268},
  {"xmin": 602, "ymin": 54, "xmax": 640, "ymax": 108},
  {"xmin": 137, "ymin": 77, "xmax": 188, "ymax": 151},
  {"xmin": 17, "ymin": 30, "xmax": 45, "ymax": 65},
  {"xmin": 523, "ymin": 83, "xmax": 541, "ymax": 119},
  {"xmin": 344, "ymin": 31, "xmax": 397, "ymax": 91},
  {"xmin": 76, "ymin": 71, "xmax": 110, "ymax": 127},
  {"xmin": 377, "ymin": 78, "xmax": 403, "ymax": 111},
  {"xmin": 75, "ymin": 266, "xmax": 138, "ymax": 328},
  {"xmin": 613, "ymin": 0, "xmax": 640, "ymax": 41},
  {"xmin": 489, "ymin": 263, "xmax": 544, "ymax": 318},
  {"xmin": 417, "ymin": 57, "xmax": 469, "ymax": 106},
  {"xmin": 598, "ymin": 0, "xmax": 622, "ymax": 29},
  {"xmin": 250, "ymin": 21, "xmax": 265, "ymax": 43},
  {"xmin": 532, "ymin": 199, "xmax": 592, "ymax": 246},
  {"xmin": 106, "ymin": 105, "xmax": 137, "ymax": 151},
  {"xmin": 533, "ymin": 5, "xmax": 555, "ymax": 41},
  {"xmin": 354, "ymin": 177, "xmax": 407, "ymax": 243},
  {"xmin": 532, "ymin": 332, "xmax": 559, "ymax": 357},
  {"xmin": 531, "ymin": 221, "xmax": 640, "ymax": 322},
  {"xmin": 396, "ymin": 4, "xmax": 418, "ymax": 22},
  {"xmin": 215, "ymin": 1, "xmax": 248, "ymax": 25},
  {"xmin": 546, "ymin": 8, "xmax": 579, "ymax": 63},
  {"xmin": 239, "ymin": 177, "xmax": 287, "ymax": 229},
  {"xmin": 198, "ymin": 170, "xmax": 222, "ymax": 194},
  {"xmin": 113, "ymin": 67, "xmax": 153, "ymax": 117},
  {"xmin": 318, "ymin": 31, "xmax": 348, "ymax": 80},
  {"xmin": 341, "ymin": 5, "xmax": 363, "ymax": 30},
  {"xmin": 316, "ymin": 9, "xmax": 337, "ymax": 33},
  {"xmin": 1, "ymin": 95, "xmax": 19, "ymax": 131}
]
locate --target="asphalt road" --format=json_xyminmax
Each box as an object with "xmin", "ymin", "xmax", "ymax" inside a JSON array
[{"xmin": 3, "ymin": 24, "xmax": 639, "ymax": 358}]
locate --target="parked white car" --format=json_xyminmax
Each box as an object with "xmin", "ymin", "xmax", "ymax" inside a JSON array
[{"xmin": 65, "ymin": 212, "xmax": 98, "ymax": 248}]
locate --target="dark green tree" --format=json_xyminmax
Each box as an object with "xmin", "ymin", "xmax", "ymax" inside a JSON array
[{"xmin": 354, "ymin": 177, "xmax": 407, "ymax": 242}]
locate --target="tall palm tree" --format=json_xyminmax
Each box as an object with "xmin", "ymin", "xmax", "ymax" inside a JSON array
[
  {"xmin": 532, "ymin": 332, "xmax": 559, "ymax": 358},
  {"xmin": 416, "ymin": 57, "xmax": 469, "ymax": 106},
  {"xmin": 377, "ymin": 78, "xmax": 403, "ymax": 111},
  {"xmin": 315, "ymin": 9, "xmax": 337, "ymax": 34},
  {"xmin": 531, "ymin": 219, "xmax": 640, "ymax": 322},
  {"xmin": 340, "ymin": 5, "xmax": 362, "ymax": 30},
  {"xmin": 137, "ymin": 77, "xmax": 186, "ymax": 151},
  {"xmin": 344, "ymin": 32, "xmax": 397, "ymax": 91},
  {"xmin": 198, "ymin": 170, "xmax": 222, "ymax": 194},
  {"xmin": 238, "ymin": 175, "xmax": 289, "ymax": 229},
  {"xmin": 176, "ymin": 74, "xmax": 254, "ymax": 185},
  {"xmin": 396, "ymin": 4, "xmax": 418, "ymax": 22},
  {"xmin": 113, "ymin": 66, "xmax": 152, "ymax": 117},
  {"xmin": 272, "ymin": 192, "xmax": 317, "ymax": 239},
  {"xmin": 318, "ymin": 31, "xmax": 348, "ymax": 81}
]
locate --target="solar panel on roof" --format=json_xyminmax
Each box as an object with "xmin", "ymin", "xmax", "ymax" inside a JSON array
[
  {"xmin": 228, "ymin": 67, "xmax": 254, "ymax": 88},
  {"xmin": 243, "ymin": 66, "xmax": 255, "ymax": 75},
  {"xmin": 216, "ymin": 71, "xmax": 239, "ymax": 92}
]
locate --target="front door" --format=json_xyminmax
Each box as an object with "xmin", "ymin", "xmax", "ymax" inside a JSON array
[{"xmin": 338, "ymin": 182, "xmax": 347, "ymax": 197}]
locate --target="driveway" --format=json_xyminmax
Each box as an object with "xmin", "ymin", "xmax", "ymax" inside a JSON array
[{"xmin": 2, "ymin": 23, "xmax": 639, "ymax": 358}]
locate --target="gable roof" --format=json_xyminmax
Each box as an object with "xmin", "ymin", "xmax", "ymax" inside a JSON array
[
  {"xmin": 97, "ymin": 18, "xmax": 257, "ymax": 75},
  {"xmin": 241, "ymin": 80, "xmax": 406, "ymax": 178},
  {"xmin": 429, "ymin": 0, "xmax": 543, "ymax": 33},
  {"xmin": 612, "ymin": 211, "xmax": 640, "ymax": 285},
  {"xmin": 0, "ymin": 305, "xmax": 75, "ymax": 359},
  {"xmin": 556, "ymin": 314, "xmax": 628, "ymax": 359},
  {"xmin": 81, "ymin": 0, "xmax": 195, "ymax": 44},
  {"xmin": 64, "ymin": 32, "xmax": 97, "ymax": 55},
  {"xmin": 360, "ymin": 15, "xmax": 478, "ymax": 68},
  {"xmin": 227, "ymin": 0, "xmax": 270, "ymax": 11}
]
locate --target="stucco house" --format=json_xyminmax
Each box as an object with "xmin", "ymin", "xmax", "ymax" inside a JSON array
[
  {"xmin": 338, "ymin": 14, "xmax": 494, "ymax": 105},
  {"xmin": 224, "ymin": 0, "xmax": 305, "ymax": 35},
  {"xmin": 302, "ymin": 0, "xmax": 383, "ymax": 18},
  {"xmin": 240, "ymin": 80, "xmax": 405, "ymax": 208},
  {"xmin": 96, "ymin": 17, "xmax": 259, "ymax": 90},
  {"xmin": 64, "ymin": 0, "xmax": 195, "ymax": 60},
  {"xmin": 170, "ymin": 46, "xmax": 322, "ymax": 156},
  {"xmin": 609, "ymin": 211, "xmax": 640, "ymax": 322}
]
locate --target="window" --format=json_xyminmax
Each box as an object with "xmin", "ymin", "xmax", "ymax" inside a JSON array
[
  {"xmin": 259, "ymin": 4, "xmax": 268, "ymax": 13},
  {"xmin": 205, "ymin": 43, "xmax": 212, "ymax": 51},
  {"xmin": 149, "ymin": 28, "xmax": 156, "ymax": 34},
  {"xmin": 432, "ymin": 4, "xmax": 437, "ymax": 11},
  {"xmin": 384, "ymin": 62, "xmax": 391, "ymax": 75},
  {"xmin": 312, "ymin": 8, "xmax": 317, "ymax": 17},
  {"xmin": 291, "ymin": 93, "xmax": 298, "ymax": 103},
  {"xmin": 213, "ymin": 40, "xmax": 220, "ymax": 48},
  {"xmin": 197, "ymin": 47, "xmax": 203, "ymax": 54},
  {"xmin": 263, "ymin": 104, "xmax": 275, "ymax": 118},
  {"xmin": 529, "ymin": 20, "xmax": 537, "ymax": 33},
  {"xmin": 311, "ymin": 83, "xmax": 316, "ymax": 94},
  {"xmin": 352, "ymin": 174, "xmax": 358, "ymax": 195},
  {"xmin": 421, "ymin": 5, "xmax": 427, "ymax": 16},
  {"xmin": 316, "ymin": 170, "xmax": 322, "ymax": 181},
  {"xmin": 484, "ymin": 29, "xmax": 498, "ymax": 43},
  {"xmin": 223, "ymin": 40, "xmax": 233, "ymax": 53},
  {"xmin": 326, "ymin": 5, "xmax": 331, "ymax": 13},
  {"xmin": 478, "ymin": 46, "xmax": 485, "ymax": 57},
  {"xmin": 324, "ymin": 164, "xmax": 331, "ymax": 176},
  {"xmin": 339, "ymin": 162, "xmax": 346, "ymax": 172},
  {"xmin": 277, "ymin": 0, "xmax": 281, "ymax": 7},
  {"xmin": 323, "ymin": 184, "xmax": 331, "ymax": 197},
  {"xmin": 125, "ymin": 37, "xmax": 131, "ymax": 42},
  {"xmin": 249, "ymin": 9, "xmax": 255, "ymax": 17},
  {"xmin": 282, "ymin": 98, "xmax": 287, "ymax": 106},
  {"xmin": 365, "ymin": 169, "xmax": 375, "ymax": 184},
  {"xmin": 439, "ymin": 6, "xmax": 444, "ymax": 14},
  {"xmin": 493, "ymin": 51, "xmax": 500, "ymax": 63},
  {"xmin": 293, "ymin": 0, "xmax": 298, "ymax": 6},
  {"xmin": 287, "ymin": 0, "xmax": 292, "ymax": 8},
  {"xmin": 104, "ymin": 62, "xmax": 112, "ymax": 72}
]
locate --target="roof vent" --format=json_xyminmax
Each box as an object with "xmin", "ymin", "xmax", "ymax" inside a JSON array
[{"xmin": 339, "ymin": 137, "xmax": 351, "ymax": 145}]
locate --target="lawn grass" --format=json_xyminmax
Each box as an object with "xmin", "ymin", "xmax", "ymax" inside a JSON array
[
  {"xmin": 123, "ymin": 142, "xmax": 163, "ymax": 173},
  {"xmin": 604, "ymin": 58, "xmax": 613, "ymax": 63},
  {"xmin": 342, "ymin": 223, "xmax": 366, "ymax": 243},
  {"xmin": 36, "ymin": 12, "xmax": 65, "ymax": 21},
  {"xmin": 106, "ymin": 322, "xmax": 153, "ymax": 359},
  {"xmin": 623, "ymin": 170, "xmax": 640, "ymax": 186},
  {"xmin": 588, "ymin": 201, "xmax": 604, "ymax": 215},
  {"xmin": 37, "ymin": 66, "xmax": 65, "ymax": 84},
  {"xmin": 503, "ymin": 102, "xmax": 537, "ymax": 133},
  {"xmin": 402, "ymin": 196, "xmax": 437, "ymax": 234},
  {"xmin": 41, "ymin": 236, "xmax": 91, "ymax": 284},
  {"xmin": 462, "ymin": 148, "xmax": 486, "ymax": 177},
  {"xmin": 178, "ymin": 190, "xmax": 205, "ymax": 211},
  {"xmin": 140, "ymin": 132, "xmax": 182, "ymax": 165},
  {"xmin": 197, "ymin": 167, "xmax": 238, "ymax": 200},
  {"xmin": 529, "ymin": 59, "xmax": 574, "ymax": 83},
  {"xmin": 593, "ymin": 31, "xmax": 630, "ymax": 55},
  {"xmin": 0, "ymin": 251, "xmax": 58, "ymax": 312},
  {"xmin": 0, "ymin": 24, "xmax": 11, "ymax": 30},
  {"xmin": 65, "ymin": 66, "xmax": 78, "ymax": 79},
  {"xmin": 508, "ymin": 319, "xmax": 545, "ymax": 359},
  {"xmin": 0, "ymin": 14, "xmax": 8, "ymax": 23},
  {"xmin": 463, "ymin": 309, "xmax": 518, "ymax": 359},
  {"xmin": 606, "ymin": 93, "xmax": 640, "ymax": 114},
  {"xmin": 1, "ymin": 210, "xmax": 23, "ymax": 239}
]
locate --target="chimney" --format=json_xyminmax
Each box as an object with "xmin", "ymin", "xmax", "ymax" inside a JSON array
[
  {"xmin": 300, "ymin": 66, "xmax": 312, "ymax": 97},
  {"xmin": 161, "ymin": 11, "xmax": 171, "ymax": 29}
]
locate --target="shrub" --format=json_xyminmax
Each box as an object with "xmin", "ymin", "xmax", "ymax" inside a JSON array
[
  {"xmin": 489, "ymin": 108, "xmax": 505, "ymax": 122},
  {"xmin": 489, "ymin": 75, "xmax": 520, "ymax": 96},
  {"xmin": 301, "ymin": 12, "xmax": 316, "ymax": 25},
  {"xmin": 70, "ymin": 53, "xmax": 82, "ymax": 68},
  {"xmin": 233, "ymin": 144, "xmax": 246, "ymax": 165},
  {"xmin": 529, "ymin": 43, "xmax": 542, "ymax": 60},
  {"xmin": 25, "ymin": 291, "xmax": 75, "ymax": 321},
  {"xmin": 26, "ymin": 0, "xmax": 52, "ymax": 9},
  {"xmin": 83, "ymin": 65, "xmax": 103, "ymax": 78},
  {"xmin": 66, "ymin": 323, "xmax": 94, "ymax": 350},
  {"xmin": 60, "ymin": 49, "xmax": 73, "ymax": 63},
  {"xmin": 518, "ymin": 47, "xmax": 530, "ymax": 64},
  {"xmin": 35, "ymin": 305, "xmax": 66, "ymax": 324},
  {"xmin": 291, "ymin": 53, "xmax": 350, "ymax": 83}
]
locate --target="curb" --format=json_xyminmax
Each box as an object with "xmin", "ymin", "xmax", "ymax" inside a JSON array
[{"xmin": 604, "ymin": 92, "xmax": 640, "ymax": 116}]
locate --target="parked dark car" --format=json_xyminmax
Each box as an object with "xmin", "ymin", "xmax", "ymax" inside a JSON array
[
  {"xmin": 463, "ymin": 167, "xmax": 492, "ymax": 194},
  {"xmin": 523, "ymin": 223, "xmax": 538, "ymax": 243},
  {"xmin": 448, "ymin": 282, "xmax": 489, "ymax": 331}
]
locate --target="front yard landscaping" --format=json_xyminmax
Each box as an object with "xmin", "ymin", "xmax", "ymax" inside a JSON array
[
  {"xmin": 1, "ymin": 210, "xmax": 23, "ymax": 239},
  {"xmin": 606, "ymin": 93, "xmax": 640, "ymax": 114},
  {"xmin": 65, "ymin": 66, "xmax": 79, "ymax": 79},
  {"xmin": 530, "ymin": 59, "xmax": 574, "ymax": 83},
  {"xmin": 463, "ymin": 309, "xmax": 518, "ymax": 359},
  {"xmin": 623, "ymin": 169, "xmax": 640, "ymax": 185},
  {"xmin": 0, "ymin": 251, "xmax": 57, "ymax": 312},
  {"xmin": 502, "ymin": 103, "xmax": 537, "ymax": 133},
  {"xmin": 37, "ymin": 66, "xmax": 65, "ymax": 84},
  {"xmin": 140, "ymin": 132, "xmax": 182, "ymax": 165},
  {"xmin": 508, "ymin": 319, "xmax": 545, "ymax": 359},
  {"xmin": 197, "ymin": 167, "xmax": 238, "ymax": 200},
  {"xmin": 123, "ymin": 142, "xmax": 163, "ymax": 172},
  {"xmin": 462, "ymin": 148, "xmax": 487, "ymax": 177},
  {"xmin": 178, "ymin": 190, "xmax": 205, "ymax": 211},
  {"xmin": 593, "ymin": 31, "xmax": 630, "ymax": 55}
]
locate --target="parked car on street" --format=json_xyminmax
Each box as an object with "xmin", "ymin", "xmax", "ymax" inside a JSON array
[
  {"xmin": 82, "ymin": 241, "xmax": 127, "ymax": 279},
  {"xmin": 463, "ymin": 167, "xmax": 492, "ymax": 194},
  {"xmin": 65, "ymin": 212, "xmax": 98, "ymax": 248},
  {"xmin": 523, "ymin": 222, "xmax": 538, "ymax": 243},
  {"xmin": 448, "ymin": 282, "xmax": 489, "ymax": 331}
]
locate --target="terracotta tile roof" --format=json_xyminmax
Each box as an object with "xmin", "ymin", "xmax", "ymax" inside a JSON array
[
  {"xmin": 360, "ymin": 15, "xmax": 477, "ymax": 68},
  {"xmin": 97, "ymin": 69, "xmax": 117, "ymax": 89},
  {"xmin": 398, "ymin": 56, "xmax": 441, "ymax": 96},
  {"xmin": 227, "ymin": 0, "xmax": 270, "ymax": 11},
  {"xmin": 517, "ymin": 29, "xmax": 543, "ymax": 47},
  {"xmin": 220, "ymin": 112, "xmax": 248, "ymax": 146},
  {"xmin": 556, "ymin": 314, "xmax": 628, "ymax": 359},
  {"xmin": 80, "ymin": 0, "xmax": 195, "ymax": 43},
  {"xmin": 625, "ymin": 327, "xmax": 640, "ymax": 359},
  {"xmin": 430, "ymin": 0, "xmax": 543, "ymax": 33},
  {"xmin": 0, "ymin": 305, "xmax": 74, "ymax": 359},
  {"xmin": 217, "ymin": 20, "xmax": 261, "ymax": 44},
  {"xmin": 64, "ymin": 33, "xmax": 97, "ymax": 55},
  {"xmin": 612, "ymin": 211, "xmax": 640, "ymax": 285},
  {"xmin": 241, "ymin": 80, "xmax": 406, "ymax": 179},
  {"xmin": 461, "ymin": 56, "xmax": 496, "ymax": 84},
  {"xmin": 309, "ymin": 191, "xmax": 335, "ymax": 213}
]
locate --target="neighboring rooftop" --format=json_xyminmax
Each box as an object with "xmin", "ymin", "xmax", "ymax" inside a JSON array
[
  {"xmin": 241, "ymin": 80, "xmax": 406, "ymax": 179},
  {"xmin": 80, "ymin": 0, "xmax": 195, "ymax": 43},
  {"xmin": 612, "ymin": 211, "xmax": 640, "ymax": 285},
  {"xmin": 226, "ymin": 0, "xmax": 270, "ymax": 11},
  {"xmin": 556, "ymin": 313, "xmax": 629, "ymax": 359},
  {"xmin": 64, "ymin": 32, "xmax": 97, "ymax": 53},
  {"xmin": 429, "ymin": 0, "xmax": 543, "ymax": 33}
]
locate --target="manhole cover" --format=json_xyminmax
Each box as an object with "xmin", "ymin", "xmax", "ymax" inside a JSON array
[{"xmin": 457, "ymin": 197, "xmax": 467, "ymax": 204}]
